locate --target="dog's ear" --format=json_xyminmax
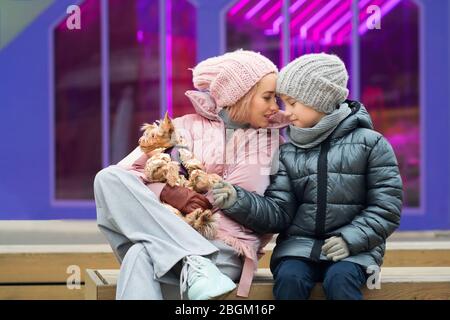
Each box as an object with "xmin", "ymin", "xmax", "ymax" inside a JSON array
[{"xmin": 161, "ymin": 112, "xmax": 175, "ymax": 134}]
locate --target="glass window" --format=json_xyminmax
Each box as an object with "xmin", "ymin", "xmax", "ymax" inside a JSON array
[
  {"xmin": 171, "ymin": 0, "xmax": 197, "ymax": 118},
  {"xmin": 54, "ymin": 0, "xmax": 102, "ymax": 200},
  {"xmin": 289, "ymin": 0, "xmax": 353, "ymax": 95},
  {"xmin": 226, "ymin": 0, "xmax": 283, "ymax": 67},
  {"xmin": 360, "ymin": 0, "xmax": 420, "ymax": 207},
  {"xmin": 52, "ymin": 0, "xmax": 421, "ymax": 209},
  {"xmin": 108, "ymin": 0, "xmax": 161, "ymax": 165}
]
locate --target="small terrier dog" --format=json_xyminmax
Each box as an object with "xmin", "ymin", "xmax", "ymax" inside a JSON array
[{"xmin": 138, "ymin": 113, "xmax": 220, "ymax": 239}]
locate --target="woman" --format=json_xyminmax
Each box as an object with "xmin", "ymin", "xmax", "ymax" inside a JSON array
[{"xmin": 94, "ymin": 50, "xmax": 290, "ymax": 300}]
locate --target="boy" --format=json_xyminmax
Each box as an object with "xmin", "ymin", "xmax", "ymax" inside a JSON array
[{"xmin": 212, "ymin": 53, "xmax": 403, "ymax": 300}]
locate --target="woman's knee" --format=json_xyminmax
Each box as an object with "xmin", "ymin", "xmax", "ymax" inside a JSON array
[{"xmin": 94, "ymin": 166, "xmax": 122, "ymax": 191}]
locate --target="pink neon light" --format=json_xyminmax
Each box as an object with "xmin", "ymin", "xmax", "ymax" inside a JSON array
[
  {"xmin": 271, "ymin": 16, "xmax": 283, "ymax": 34},
  {"xmin": 290, "ymin": 0, "xmax": 323, "ymax": 29},
  {"xmin": 312, "ymin": 0, "xmax": 350, "ymax": 41},
  {"xmin": 245, "ymin": 0, "xmax": 271, "ymax": 20},
  {"xmin": 300, "ymin": 0, "xmax": 341, "ymax": 40},
  {"xmin": 137, "ymin": 30, "xmax": 144, "ymax": 43},
  {"xmin": 265, "ymin": 29, "xmax": 276, "ymax": 35},
  {"xmin": 324, "ymin": 12, "xmax": 351, "ymax": 43},
  {"xmin": 324, "ymin": 0, "xmax": 372, "ymax": 44},
  {"xmin": 336, "ymin": 0, "xmax": 401, "ymax": 44},
  {"xmin": 335, "ymin": 0, "xmax": 387, "ymax": 45},
  {"xmin": 261, "ymin": 0, "xmax": 281, "ymax": 22},
  {"xmin": 290, "ymin": 0, "xmax": 307, "ymax": 13},
  {"xmin": 229, "ymin": 0, "xmax": 251, "ymax": 16},
  {"xmin": 334, "ymin": 22, "xmax": 352, "ymax": 45},
  {"xmin": 359, "ymin": 0, "xmax": 402, "ymax": 35},
  {"xmin": 267, "ymin": 0, "xmax": 307, "ymax": 34}
]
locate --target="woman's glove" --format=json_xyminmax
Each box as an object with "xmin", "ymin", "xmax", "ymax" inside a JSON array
[
  {"xmin": 321, "ymin": 236, "xmax": 350, "ymax": 261},
  {"xmin": 212, "ymin": 181, "xmax": 237, "ymax": 209},
  {"xmin": 160, "ymin": 185, "xmax": 212, "ymax": 215}
]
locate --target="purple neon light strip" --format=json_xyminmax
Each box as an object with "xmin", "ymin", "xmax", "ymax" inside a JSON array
[
  {"xmin": 166, "ymin": 0, "xmax": 172, "ymax": 116},
  {"xmin": 245, "ymin": 0, "xmax": 271, "ymax": 20},
  {"xmin": 334, "ymin": 21, "xmax": 352, "ymax": 45},
  {"xmin": 271, "ymin": 16, "xmax": 283, "ymax": 34},
  {"xmin": 312, "ymin": 0, "xmax": 350, "ymax": 41},
  {"xmin": 267, "ymin": 0, "xmax": 307, "ymax": 34},
  {"xmin": 334, "ymin": 0, "xmax": 386, "ymax": 44},
  {"xmin": 335, "ymin": 0, "xmax": 401, "ymax": 45},
  {"xmin": 300, "ymin": 0, "xmax": 341, "ymax": 39},
  {"xmin": 101, "ymin": 0, "xmax": 110, "ymax": 168},
  {"xmin": 290, "ymin": 0, "xmax": 307, "ymax": 13},
  {"xmin": 334, "ymin": 0, "xmax": 377, "ymax": 46},
  {"xmin": 290, "ymin": 0, "xmax": 323, "ymax": 29},
  {"xmin": 324, "ymin": 0, "xmax": 372, "ymax": 44},
  {"xmin": 261, "ymin": 0, "xmax": 281, "ymax": 22},
  {"xmin": 229, "ymin": 0, "xmax": 251, "ymax": 16},
  {"xmin": 359, "ymin": 0, "xmax": 402, "ymax": 35}
]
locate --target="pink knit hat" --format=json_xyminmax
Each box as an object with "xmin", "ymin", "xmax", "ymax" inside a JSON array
[{"xmin": 191, "ymin": 50, "xmax": 278, "ymax": 108}]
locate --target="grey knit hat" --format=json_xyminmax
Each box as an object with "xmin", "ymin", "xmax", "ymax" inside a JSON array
[{"xmin": 277, "ymin": 53, "xmax": 349, "ymax": 114}]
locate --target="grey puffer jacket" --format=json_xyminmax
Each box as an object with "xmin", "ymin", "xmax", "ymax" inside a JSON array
[{"xmin": 223, "ymin": 100, "xmax": 403, "ymax": 271}]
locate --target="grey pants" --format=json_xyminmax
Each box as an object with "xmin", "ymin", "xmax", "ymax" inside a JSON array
[{"xmin": 93, "ymin": 165, "xmax": 243, "ymax": 300}]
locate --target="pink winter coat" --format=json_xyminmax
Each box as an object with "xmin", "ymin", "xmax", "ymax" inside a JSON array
[{"xmin": 119, "ymin": 90, "xmax": 289, "ymax": 297}]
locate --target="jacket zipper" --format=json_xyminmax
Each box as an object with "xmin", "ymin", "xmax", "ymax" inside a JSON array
[{"xmin": 310, "ymin": 138, "xmax": 331, "ymax": 261}]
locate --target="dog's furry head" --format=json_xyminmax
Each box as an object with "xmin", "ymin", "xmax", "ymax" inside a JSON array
[
  {"xmin": 189, "ymin": 170, "xmax": 222, "ymax": 194},
  {"xmin": 139, "ymin": 112, "xmax": 175, "ymax": 154},
  {"xmin": 144, "ymin": 152, "xmax": 181, "ymax": 187}
]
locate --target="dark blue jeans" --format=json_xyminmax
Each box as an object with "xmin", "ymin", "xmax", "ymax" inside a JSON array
[{"xmin": 272, "ymin": 258, "xmax": 367, "ymax": 300}]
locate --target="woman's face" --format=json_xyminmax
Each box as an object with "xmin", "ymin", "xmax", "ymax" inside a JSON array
[
  {"xmin": 281, "ymin": 94, "xmax": 325, "ymax": 128},
  {"xmin": 248, "ymin": 73, "xmax": 279, "ymax": 128}
]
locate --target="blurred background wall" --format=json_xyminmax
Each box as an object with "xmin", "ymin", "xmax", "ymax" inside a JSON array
[{"xmin": 0, "ymin": 0, "xmax": 449, "ymax": 230}]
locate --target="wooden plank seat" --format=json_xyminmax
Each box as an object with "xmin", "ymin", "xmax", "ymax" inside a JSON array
[
  {"xmin": 2, "ymin": 239, "xmax": 450, "ymax": 299},
  {"xmin": 0, "ymin": 245, "xmax": 119, "ymax": 300},
  {"xmin": 85, "ymin": 267, "xmax": 450, "ymax": 300}
]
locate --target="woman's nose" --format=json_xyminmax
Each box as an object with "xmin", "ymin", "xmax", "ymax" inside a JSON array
[{"xmin": 270, "ymin": 101, "xmax": 279, "ymax": 112}]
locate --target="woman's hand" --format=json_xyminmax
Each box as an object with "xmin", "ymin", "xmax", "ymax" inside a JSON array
[
  {"xmin": 160, "ymin": 185, "xmax": 212, "ymax": 215},
  {"xmin": 212, "ymin": 181, "xmax": 237, "ymax": 209}
]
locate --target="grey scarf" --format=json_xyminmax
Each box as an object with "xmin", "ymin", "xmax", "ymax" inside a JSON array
[
  {"xmin": 288, "ymin": 103, "xmax": 352, "ymax": 149},
  {"xmin": 218, "ymin": 108, "xmax": 250, "ymax": 130}
]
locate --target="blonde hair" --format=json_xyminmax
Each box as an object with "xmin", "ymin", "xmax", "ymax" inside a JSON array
[{"xmin": 224, "ymin": 82, "xmax": 259, "ymax": 124}]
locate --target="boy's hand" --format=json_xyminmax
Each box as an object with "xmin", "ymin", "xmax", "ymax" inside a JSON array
[
  {"xmin": 212, "ymin": 181, "xmax": 237, "ymax": 209},
  {"xmin": 322, "ymin": 236, "xmax": 350, "ymax": 261}
]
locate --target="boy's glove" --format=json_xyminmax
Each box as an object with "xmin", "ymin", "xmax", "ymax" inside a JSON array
[
  {"xmin": 321, "ymin": 236, "xmax": 350, "ymax": 261},
  {"xmin": 212, "ymin": 181, "xmax": 237, "ymax": 209},
  {"xmin": 160, "ymin": 185, "xmax": 212, "ymax": 215}
]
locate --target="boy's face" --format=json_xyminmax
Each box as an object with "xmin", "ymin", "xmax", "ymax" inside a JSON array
[{"xmin": 280, "ymin": 94, "xmax": 326, "ymax": 128}]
